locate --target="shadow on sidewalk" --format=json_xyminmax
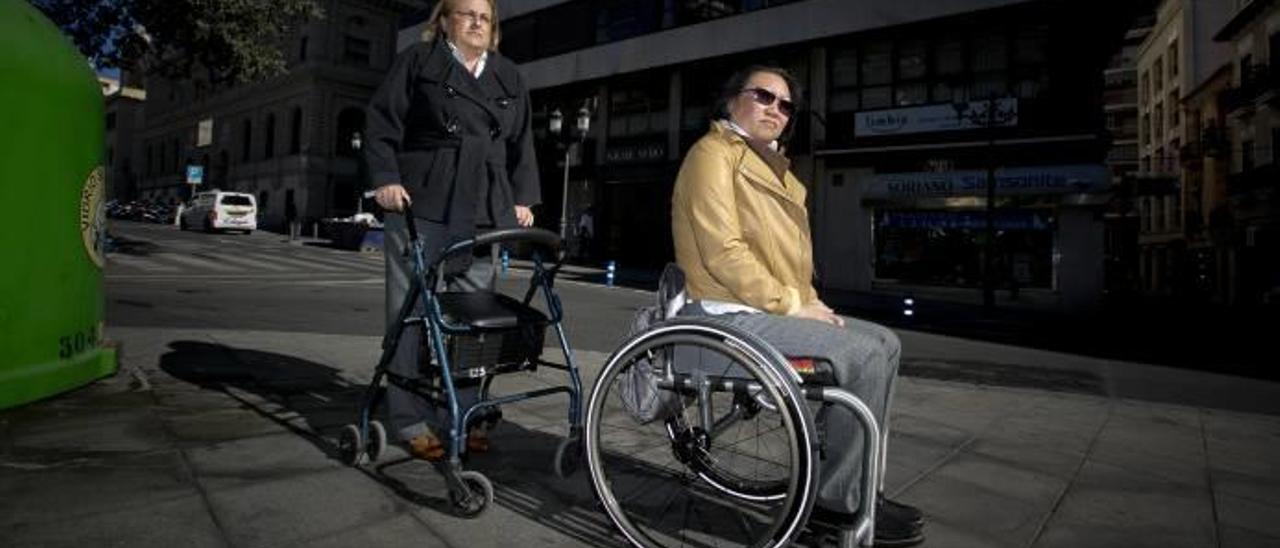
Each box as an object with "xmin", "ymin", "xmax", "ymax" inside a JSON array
[{"xmin": 156, "ymin": 341, "xmax": 620, "ymax": 541}]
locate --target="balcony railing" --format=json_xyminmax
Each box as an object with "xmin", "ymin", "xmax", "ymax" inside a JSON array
[{"xmin": 1222, "ymin": 64, "xmax": 1280, "ymax": 112}]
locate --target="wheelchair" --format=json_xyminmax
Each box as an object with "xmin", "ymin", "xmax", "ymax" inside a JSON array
[
  {"xmin": 583, "ymin": 267, "xmax": 885, "ymax": 548},
  {"xmin": 338, "ymin": 219, "xmax": 584, "ymax": 518}
]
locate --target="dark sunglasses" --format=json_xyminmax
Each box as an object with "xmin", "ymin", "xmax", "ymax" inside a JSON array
[{"xmin": 741, "ymin": 88, "xmax": 796, "ymax": 117}]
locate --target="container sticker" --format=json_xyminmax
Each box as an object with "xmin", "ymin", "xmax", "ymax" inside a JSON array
[{"xmin": 80, "ymin": 166, "xmax": 106, "ymax": 268}]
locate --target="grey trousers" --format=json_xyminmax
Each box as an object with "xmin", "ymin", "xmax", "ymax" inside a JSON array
[
  {"xmin": 682, "ymin": 304, "xmax": 900, "ymax": 514},
  {"xmin": 383, "ymin": 214, "xmax": 494, "ymax": 442}
]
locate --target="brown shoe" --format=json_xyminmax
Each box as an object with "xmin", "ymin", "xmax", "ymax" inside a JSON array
[
  {"xmin": 466, "ymin": 427, "xmax": 491, "ymax": 454},
  {"xmin": 407, "ymin": 432, "xmax": 445, "ymax": 461}
]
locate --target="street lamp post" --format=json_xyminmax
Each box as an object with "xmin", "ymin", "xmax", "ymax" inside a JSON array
[
  {"xmin": 549, "ymin": 104, "xmax": 592, "ymax": 242},
  {"xmin": 350, "ymin": 131, "xmax": 365, "ymax": 215},
  {"xmin": 953, "ymin": 94, "xmax": 1018, "ymax": 309}
]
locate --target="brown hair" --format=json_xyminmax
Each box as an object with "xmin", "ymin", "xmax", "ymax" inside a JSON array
[{"xmin": 420, "ymin": 0, "xmax": 501, "ymax": 51}]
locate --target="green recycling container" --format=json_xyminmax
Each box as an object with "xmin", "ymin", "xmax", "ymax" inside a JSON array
[{"xmin": 0, "ymin": 0, "xmax": 118, "ymax": 409}]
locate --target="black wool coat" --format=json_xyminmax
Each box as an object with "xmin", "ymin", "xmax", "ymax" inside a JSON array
[{"xmin": 364, "ymin": 38, "xmax": 540, "ymax": 240}]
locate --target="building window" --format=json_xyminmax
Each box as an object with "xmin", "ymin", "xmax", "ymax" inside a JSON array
[
  {"xmin": 343, "ymin": 36, "xmax": 371, "ymax": 66},
  {"xmin": 1242, "ymin": 139, "xmax": 1255, "ymax": 170},
  {"xmin": 299, "ymin": 36, "xmax": 309, "ymax": 62},
  {"xmin": 241, "ymin": 119, "xmax": 252, "ymax": 162},
  {"xmin": 1270, "ymin": 32, "xmax": 1280, "ymax": 72},
  {"xmin": 264, "ymin": 113, "xmax": 276, "ymax": 159},
  {"xmin": 1153, "ymin": 104, "xmax": 1163, "ymax": 140},
  {"xmin": 1152, "ymin": 57, "xmax": 1163, "ymax": 92},
  {"xmin": 608, "ymin": 77, "xmax": 669, "ymax": 139},
  {"xmin": 1168, "ymin": 91, "xmax": 1179, "ymax": 127},
  {"xmin": 1167, "ymin": 39, "xmax": 1178, "ymax": 80},
  {"xmin": 1239, "ymin": 54, "xmax": 1254, "ymax": 85},
  {"xmin": 290, "ymin": 107, "xmax": 303, "ymax": 154},
  {"xmin": 1272, "ymin": 127, "xmax": 1279, "ymax": 165},
  {"xmin": 1140, "ymin": 70, "xmax": 1150, "ymax": 102}
]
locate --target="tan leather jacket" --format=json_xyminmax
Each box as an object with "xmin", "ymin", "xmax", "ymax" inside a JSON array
[{"xmin": 672, "ymin": 120, "xmax": 818, "ymax": 315}]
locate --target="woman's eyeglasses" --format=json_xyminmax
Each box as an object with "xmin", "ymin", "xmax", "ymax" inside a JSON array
[
  {"xmin": 741, "ymin": 88, "xmax": 795, "ymax": 117},
  {"xmin": 450, "ymin": 10, "xmax": 492, "ymax": 25}
]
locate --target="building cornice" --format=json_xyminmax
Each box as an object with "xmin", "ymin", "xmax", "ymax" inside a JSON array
[{"xmin": 1214, "ymin": 0, "xmax": 1275, "ymax": 42}]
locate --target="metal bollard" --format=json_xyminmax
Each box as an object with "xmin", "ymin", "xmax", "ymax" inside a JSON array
[
  {"xmin": 500, "ymin": 249, "xmax": 509, "ymax": 273},
  {"xmin": 902, "ymin": 295, "xmax": 915, "ymax": 317},
  {"xmin": 605, "ymin": 260, "xmax": 616, "ymax": 287}
]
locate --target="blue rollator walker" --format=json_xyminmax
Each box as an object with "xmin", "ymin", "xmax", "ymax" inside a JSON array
[{"xmin": 338, "ymin": 218, "xmax": 584, "ymax": 518}]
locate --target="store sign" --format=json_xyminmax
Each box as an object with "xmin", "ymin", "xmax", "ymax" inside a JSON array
[
  {"xmin": 605, "ymin": 142, "xmax": 666, "ymax": 164},
  {"xmin": 855, "ymin": 98, "xmax": 1018, "ymax": 137},
  {"xmin": 864, "ymin": 164, "xmax": 1109, "ymax": 199}
]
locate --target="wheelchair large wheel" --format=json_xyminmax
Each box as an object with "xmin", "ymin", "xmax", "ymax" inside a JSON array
[{"xmin": 584, "ymin": 319, "xmax": 818, "ymax": 548}]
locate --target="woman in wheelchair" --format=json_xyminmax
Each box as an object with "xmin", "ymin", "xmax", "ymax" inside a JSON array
[
  {"xmin": 668, "ymin": 66, "xmax": 924, "ymax": 547},
  {"xmin": 363, "ymin": 0, "xmax": 539, "ymax": 461}
]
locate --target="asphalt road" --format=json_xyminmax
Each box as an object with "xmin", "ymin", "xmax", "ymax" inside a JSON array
[{"xmin": 105, "ymin": 220, "xmax": 648, "ymax": 354}]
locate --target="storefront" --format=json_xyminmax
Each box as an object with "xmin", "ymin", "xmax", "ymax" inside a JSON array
[{"xmin": 815, "ymin": 161, "xmax": 1111, "ymax": 312}]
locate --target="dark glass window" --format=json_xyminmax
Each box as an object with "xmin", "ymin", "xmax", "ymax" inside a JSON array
[
  {"xmin": 241, "ymin": 119, "xmax": 252, "ymax": 162},
  {"xmin": 344, "ymin": 36, "xmax": 371, "ymax": 66},
  {"xmin": 290, "ymin": 108, "xmax": 303, "ymax": 154},
  {"xmin": 264, "ymin": 113, "xmax": 276, "ymax": 159}
]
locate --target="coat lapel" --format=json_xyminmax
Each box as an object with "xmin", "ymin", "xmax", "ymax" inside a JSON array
[{"xmin": 447, "ymin": 59, "xmax": 504, "ymax": 124}]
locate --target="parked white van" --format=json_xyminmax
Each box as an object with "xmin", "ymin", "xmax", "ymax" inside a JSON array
[{"xmin": 180, "ymin": 190, "xmax": 257, "ymax": 233}]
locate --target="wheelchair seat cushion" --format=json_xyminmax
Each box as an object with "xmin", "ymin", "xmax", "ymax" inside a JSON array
[{"xmin": 438, "ymin": 292, "xmax": 549, "ymax": 330}]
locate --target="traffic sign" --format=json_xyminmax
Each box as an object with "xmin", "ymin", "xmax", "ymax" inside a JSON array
[{"xmin": 185, "ymin": 165, "xmax": 204, "ymax": 185}]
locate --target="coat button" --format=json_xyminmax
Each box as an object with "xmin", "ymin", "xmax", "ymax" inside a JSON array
[
  {"xmin": 444, "ymin": 85, "xmax": 457, "ymax": 98},
  {"xmin": 446, "ymin": 119, "xmax": 459, "ymax": 134},
  {"xmin": 490, "ymin": 125, "xmax": 501, "ymax": 139}
]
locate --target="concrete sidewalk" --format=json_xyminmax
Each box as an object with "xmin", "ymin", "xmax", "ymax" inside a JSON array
[{"xmin": 2, "ymin": 326, "xmax": 1279, "ymax": 547}]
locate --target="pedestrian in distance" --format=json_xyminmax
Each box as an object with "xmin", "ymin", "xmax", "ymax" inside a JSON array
[
  {"xmin": 575, "ymin": 205, "xmax": 594, "ymax": 261},
  {"xmin": 364, "ymin": 0, "xmax": 540, "ymax": 462},
  {"xmin": 285, "ymin": 196, "xmax": 300, "ymax": 241},
  {"xmin": 670, "ymin": 65, "xmax": 925, "ymax": 546}
]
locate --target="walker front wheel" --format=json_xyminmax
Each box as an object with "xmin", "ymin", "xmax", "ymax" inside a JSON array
[{"xmin": 448, "ymin": 470, "xmax": 494, "ymax": 518}]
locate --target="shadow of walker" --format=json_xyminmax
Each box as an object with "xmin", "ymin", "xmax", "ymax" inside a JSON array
[{"xmin": 156, "ymin": 340, "xmax": 622, "ymax": 542}]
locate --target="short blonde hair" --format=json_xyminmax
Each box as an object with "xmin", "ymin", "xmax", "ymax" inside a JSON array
[{"xmin": 420, "ymin": 0, "xmax": 501, "ymax": 52}]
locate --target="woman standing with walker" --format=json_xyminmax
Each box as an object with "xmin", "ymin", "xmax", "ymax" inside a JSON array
[{"xmin": 364, "ymin": 0, "xmax": 539, "ymax": 461}]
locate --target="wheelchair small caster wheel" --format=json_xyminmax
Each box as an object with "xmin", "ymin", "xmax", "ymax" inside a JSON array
[
  {"xmin": 448, "ymin": 471, "xmax": 493, "ymax": 518},
  {"xmin": 553, "ymin": 435, "xmax": 583, "ymax": 479},
  {"xmin": 366, "ymin": 420, "xmax": 387, "ymax": 463},
  {"xmin": 338, "ymin": 424, "xmax": 364, "ymax": 466}
]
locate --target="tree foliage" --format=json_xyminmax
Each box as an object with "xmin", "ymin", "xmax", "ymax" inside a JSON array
[{"xmin": 30, "ymin": 0, "xmax": 324, "ymax": 83}]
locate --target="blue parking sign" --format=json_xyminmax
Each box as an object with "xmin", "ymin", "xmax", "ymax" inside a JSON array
[{"xmin": 185, "ymin": 165, "xmax": 204, "ymax": 185}]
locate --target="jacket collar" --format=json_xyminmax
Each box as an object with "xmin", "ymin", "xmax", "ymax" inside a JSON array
[
  {"xmin": 710, "ymin": 121, "xmax": 804, "ymax": 206},
  {"xmin": 421, "ymin": 38, "xmax": 504, "ymax": 124}
]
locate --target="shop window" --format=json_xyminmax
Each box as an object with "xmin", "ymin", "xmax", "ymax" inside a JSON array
[{"xmin": 872, "ymin": 209, "xmax": 1055, "ymax": 289}]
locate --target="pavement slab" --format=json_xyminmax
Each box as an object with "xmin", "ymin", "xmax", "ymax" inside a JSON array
[{"xmin": 3, "ymin": 325, "xmax": 1278, "ymax": 547}]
